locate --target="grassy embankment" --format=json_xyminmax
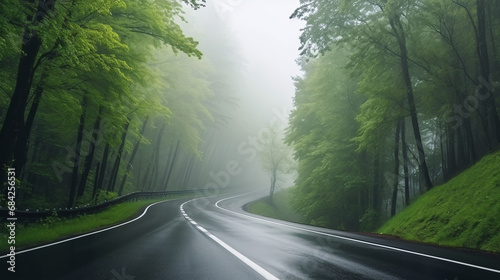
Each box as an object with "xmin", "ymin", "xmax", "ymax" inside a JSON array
[
  {"xmin": 249, "ymin": 151, "xmax": 500, "ymax": 253},
  {"xmin": 246, "ymin": 189, "xmax": 304, "ymax": 224},
  {"xmin": 379, "ymin": 150, "xmax": 500, "ymax": 253},
  {"xmin": 0, "ymin": 194, "xmax": 195, "ymax": 253}
]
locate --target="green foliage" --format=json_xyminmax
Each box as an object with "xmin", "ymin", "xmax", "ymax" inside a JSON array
[
  {"xmin": 286, "ymin": 46, "xmax": 370, "ymax": 230},
  {"xmin": 0, "ymin": 194, "xmax": 5, "ymax": 209},
  {"xmin": 248, "ymin": 200, "xmax": 278, "ymax": 219},
  {"xmin": 76, "ymin": 190, "xmax": 118, "ymax": 207},
  {"xmin": 288, "ymin": 0, "xmax": 500, "ymax": 237},
  {"xmin": 359, "ymin": 209, "xmax": 382, "ymax": 232},
  {"xmin": 247, "ymin": 189, "xmax": 305, "ymax": 224},
  {"xmin": 40, "ymin": 210, "xmax": 62, "ymax": 227},
  {"xmin": 0, "ymin": 0, "xmax": 24, "ymax": 61},
  {"xmin": 21, "ymin": 196, "xmax": 53, "ymax": 211},
  {"xmin": 352, "ymin": 49, "xmax": 407, "ymax": 153},
  {"xmin": 152, "ymin": 47, "xmax": 214, "ymax": 156},
  {"xmin": 378, "ymin": 150, "xmax": 500, "ymax": 253},
  {"xmin": 111, "ymin": 0, "xmax": 202, "ymax": 58},
  {"xmin": 0, "ymin": 0, "xmax": 218, "ymax": 208},
  {"xmin": 258, "ymin": 124, "xmax": 295, "ymax": 198}
]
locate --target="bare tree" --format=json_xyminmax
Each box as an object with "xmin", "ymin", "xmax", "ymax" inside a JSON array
[{"xmin": 258, "ymin": 124, "xmax": 295, "ymax": 202}]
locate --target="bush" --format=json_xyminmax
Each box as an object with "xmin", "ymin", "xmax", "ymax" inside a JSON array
[
  {"xmin": 359, "ymin": 209, "xmax": 382, "ymax": 232},
  {"xmin": 40, "ymin": 210, "xmax": 62, "ymax": 227},
  {"xmin": 22, "ymin": 196, "xmax": 52, "ymax": 211},
  {"xmin": 95, "ymin": 190, "xmax": 118, "ymax": 204}
]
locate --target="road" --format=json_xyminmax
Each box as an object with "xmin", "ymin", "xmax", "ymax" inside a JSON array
[{"xmin": 2, "ymin": 190, "xmax": 500, "ymax": 279}]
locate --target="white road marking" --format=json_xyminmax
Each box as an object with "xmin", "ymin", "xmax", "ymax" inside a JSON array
[
  {"xmin": 214, "ymin": 192, "xmax": 500, "ymax": 275},
  {"xmin": 0, "ymin": 199, "xmax": 171, "ymax": 259},
  {"xmin": 180, "ymin": 199, "xmax": 279, "ymax": 280}
]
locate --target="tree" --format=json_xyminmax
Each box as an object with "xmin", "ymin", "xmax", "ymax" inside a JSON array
[
  {"xmin": 386, "ymin": 1, "xmax": 434, "ymax": 190},
  {"xmin": 0, "ymin": 0, "xmax": 209, "ymax": 207},
  {"xmin": 0, "ymin": 0, "xmax": 56, "ymax": 189},
  {"xmin": 291, "ymin": 0, "xmax": 434, "ymax": 190},
  {"xmin": 258, "ymin": 125, "xmax": 294, "ymax": 202},
  {"xmin": 286, "ymin": 46, "xmax": 370, "ymax": 229},
  {"xmin": 287, "ymin": 0, "xmax": 499, "ymax": 228}
]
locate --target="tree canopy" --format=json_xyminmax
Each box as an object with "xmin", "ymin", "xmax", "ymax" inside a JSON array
[
  {"xmin": 288, "ymin": 0, "xmax": 500, "ymax": 230},
  {"xmin": 0, "ymin": 0, "xmax": 224, "ymax": 209}
]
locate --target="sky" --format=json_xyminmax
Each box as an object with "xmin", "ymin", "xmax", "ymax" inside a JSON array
[
  {"xmin": 212, "ymin": 0, "xmax": 305, "ymax": 187},
  {"xmin": 181, "ymin": 1, "xmax": 305, "ymax": 189},
  {"xmin": 223, "ymin": 0, "xmax": 304, "ymax": 117},
  {"xmin": 186, "ymin": 0, "xmax": 305, "ymax": 127}
]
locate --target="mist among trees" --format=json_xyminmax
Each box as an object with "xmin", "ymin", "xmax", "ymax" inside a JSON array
[
  {"xmin": 0, "ymin": 0, "xmax": 255, "ymax": 210},
  {"xmin": 287, "ymin": 0, "xmax": 499, "ymax": 230},
  {"xmin": 0, "ymin": 0, "xmax": 499, "ymax": 235}
]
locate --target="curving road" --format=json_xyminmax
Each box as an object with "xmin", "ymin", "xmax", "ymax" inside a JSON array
[{"xmin": 2, "ymin": 190, "xmax": 500, "ymax": 279}]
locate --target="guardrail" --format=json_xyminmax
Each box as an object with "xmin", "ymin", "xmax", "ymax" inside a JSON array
[{"xmin": 0, "ymin": 189, "xmax": 203, "ymax": 221}]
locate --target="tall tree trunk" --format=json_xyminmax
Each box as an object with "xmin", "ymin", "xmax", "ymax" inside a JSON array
[
  {"xmin": 14, "ymin": 80, "xmax": 44, "ymax": 178},
  {"xmin": 142, "ymin": 123, "xmax": 165, "ymax": 190},
  {"xmin": 388, "ymin": 14, "xmax": 433, "ymax": 190},
  {"xmin": 77, "ymin": 107, "xmax": 102, "ymax": 197},
  {"xmin": 457, "ymin": 126, "xmax": 467, "ymax": 170},
  {"xmin": 92, "ymin": 161, "xmax": 100, "ymax": 199},
  {"xmin": 182, "ymin": 155, "xmax": 195, "ymax": 190},
  {"xmin": 440, "ymin": 125, "xmax": 448, "ymax": 182},
  {"xmin": 141, "ymin": 160, "xmax": 153, "ymax": 191},
  {"xmin": 151, "ymin": 123, "xmax": 165, "ymax": 189},
  {"xmin": 0, "ymin": 0, "xmax": 56, "ymax": 192},
  {"xmin": 486, "ymin": 1, "xmax": 500, "ymax": 73},
  {"xmin": 96, "ymin": 143, "xmax": 110, "ymax": 194},
  {"xmin": 24, "ymin": 134, "xmax": 43, "ymax": 191},
  {"xmin": 136, "ymin": 166, "xmax": 142, "ymax": 190},
  {"xmin": 464, "ymin": 118, "xmax": 476, "ymax": 164},
  {"xmin": 372, "ymin": 154, "xmax": 380, "ymax": 211},
  {"xmin": 477, "ymin": 0, "xmax": 500, "ymax": 146},
  {"xmin": 401, "ymin": 119, "xmax": 410, "ymax": 206},
  {"xmin": 391, "ymin": 120, "xmax": 401, "ymax": 217},
  {"xmin": 160, "ymin": 143, "xmax": 175, "ymax": 190},
  {"xmin": 447, "ymin": 124, "xmax": 458, "ymax": 177},
  {"xmin": 117, "ymin": 116, "xmax": 149, "ymax": 196},
  {"xmin": 108, "ymin": 122, "xmax": 130, "ymax": 192},
  {"xmin": 68, "ymin": 95, "xmax": 88, "ymax": 208},
  {"xmin": 270, "ymin": 167, "xmax": 277, "ymax": 203},
  {"xmin": 163, "ymin": 140, "xmax": 180, "ymax": 191}
]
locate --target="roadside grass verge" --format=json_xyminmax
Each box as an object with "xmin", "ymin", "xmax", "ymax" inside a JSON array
[
  {"xmin": 246, "ymin": 188, "xmax": 305, "ymax": 224},
  {"xmin": 0, "ymin": 194, "xmax": 195, "ymax": 254},
  {"xmin": 378, "ymin": 150, "xmax": 500, "ymax": 253}
]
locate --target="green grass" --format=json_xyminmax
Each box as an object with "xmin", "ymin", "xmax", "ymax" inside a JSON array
[
  {"xmin": 378, "ymin": 150, "xmax": 500, "ymax": 253},
  {"xmin": 0, "ymin": 194, "xmax": 194, "ymax": 253},
  {"xmin": 247, "ymin": 188, "xmax": 305, "ymax": 224}
]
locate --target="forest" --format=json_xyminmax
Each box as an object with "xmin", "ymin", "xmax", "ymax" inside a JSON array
[
  {"xmin": 286, "ymin": 0, "xmax": 500, "ymax": 231},
  {"xmin": 1, "ymin": 0, "xmax": 499, "ymax": 235},
  {"xmin": 0, "ymin": 0, "xmax": 254, "ymax": 211}
]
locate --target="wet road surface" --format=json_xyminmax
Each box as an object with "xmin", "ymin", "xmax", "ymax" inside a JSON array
[{"xmin": 2, "ymin": 190, "xmax": 500, "ymax": 279}]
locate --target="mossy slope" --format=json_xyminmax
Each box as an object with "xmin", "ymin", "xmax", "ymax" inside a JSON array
[{"xmin": 378, "ymin": 150, "xmax": 500, "ymax": 253}]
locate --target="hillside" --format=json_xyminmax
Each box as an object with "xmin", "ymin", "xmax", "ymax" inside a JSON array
[
  {"xmin": 245, "ymin": 189, "xmax": 305, "ymax": 224},
  {"xmin": 378, "ymin": 150, "xmax": 500, "ymax": 253}
]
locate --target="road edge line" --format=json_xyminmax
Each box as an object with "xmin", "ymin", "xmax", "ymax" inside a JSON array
[
  {"xmin": 215, "ymin": 193, "xmax": 500, "ymax": 275},
  {"xmin": 0, "ymin": 199, "xmax": 171, "ymax": 259}
]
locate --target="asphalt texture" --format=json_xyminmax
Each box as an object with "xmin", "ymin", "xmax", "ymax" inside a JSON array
[{"xmin": 1, "ymin": 190, "xmax": 500, "ymax": 279}]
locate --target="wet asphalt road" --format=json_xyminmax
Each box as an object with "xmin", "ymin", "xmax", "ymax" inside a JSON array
[{"xmin": 1, "ymin": 190, "xmax": 500, "ymax": 279}]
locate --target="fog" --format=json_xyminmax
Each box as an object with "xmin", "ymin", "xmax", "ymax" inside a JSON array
[{"xmin": 168, "ymin": 0, "xmax": 304, "ymax": 192}]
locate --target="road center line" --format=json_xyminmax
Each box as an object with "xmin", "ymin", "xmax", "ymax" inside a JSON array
[
  {"xmin": 215, "ymin": 192, "xmax": 500, "ymax": 275},
  {"xmin": 180, "ymin": 199, "xmax": 279, "ymax": 280}
]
